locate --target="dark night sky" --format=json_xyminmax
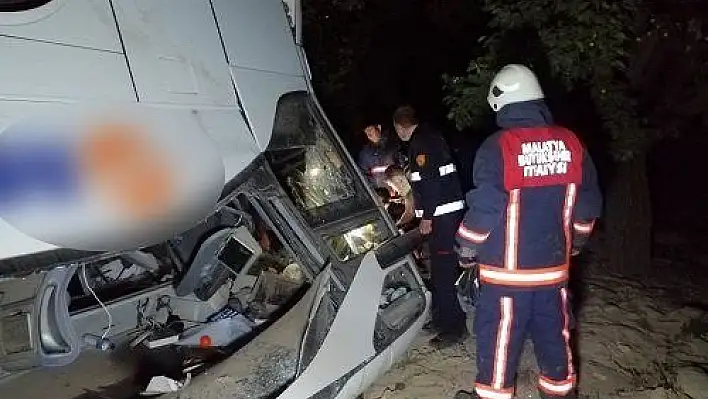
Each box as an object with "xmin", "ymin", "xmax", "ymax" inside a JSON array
[{"xmin": 354, "ymin": 6, "xmax": 478, "ymax": 129}]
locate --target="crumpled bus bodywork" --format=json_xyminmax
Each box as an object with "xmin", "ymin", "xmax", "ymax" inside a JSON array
[{"xmin": 0, "ymin": 1, "xmax": 430, "ymax": 398}]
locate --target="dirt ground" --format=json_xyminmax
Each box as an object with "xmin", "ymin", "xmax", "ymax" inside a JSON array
[{"xmin": 364, "ymin": 245, "xmax": 708, "ymax": 399}]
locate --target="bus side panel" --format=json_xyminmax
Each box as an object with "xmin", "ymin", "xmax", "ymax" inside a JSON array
[
  {"xmin": 211, "ymin": 0, "xmax": 302, "ymax": 76},
  {"xmin": 0, "ymin": 0, "xmax": 122, "ymax": 52},
  {"xmin": 0, "ymin": 36, "xmax": 133, "ymax": 102},
  {"xmin": 111, "ymin": 0, "xmax": 234, "ymax": 106}
]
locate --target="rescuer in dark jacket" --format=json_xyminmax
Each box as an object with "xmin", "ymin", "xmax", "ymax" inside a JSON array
[
  {"xmin": 454, "ymin": 65, "xmax": 602, "ymax": 399},
  {"xmin": 357, "ymin": 124, "xmax": 404, "ymax": 189},
  {"xmin": 392, "ymin": 105, "xmax": 467, "ymax": 348}
]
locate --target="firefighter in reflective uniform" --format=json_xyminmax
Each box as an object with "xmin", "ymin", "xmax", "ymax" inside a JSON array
[
  {"xmin": 357, "ymin": 123, "xmax": 404, "ymax": 189},
  {"xmin": 454, "ymin": 65, "xmax": 602, "ymax": 399},
  {"xmin": 393, "ymin": 105, "xmax": 467, "ymax": 348}
]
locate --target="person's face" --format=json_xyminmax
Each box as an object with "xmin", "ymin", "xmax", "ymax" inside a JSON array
[
  {"xmin": 394, "ymin": 123, "xmax": 412, "ymax": 142},
  {"xmin": 364, "ymin": 125, "xmax": 382, "ymax": 144}
]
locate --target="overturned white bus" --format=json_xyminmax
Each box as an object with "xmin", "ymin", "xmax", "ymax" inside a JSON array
[{"xmin": 0, "ymin": 1, "xmax": 430, "ymax": 398}]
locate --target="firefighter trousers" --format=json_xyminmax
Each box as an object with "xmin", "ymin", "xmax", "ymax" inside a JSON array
[
  {"xmin": 473, "ymin": 284, "xmax": 577, "ymax": 399},
  {"xmin": 428, "ymin": 212, "xmax": 466, "ymax": 334}
]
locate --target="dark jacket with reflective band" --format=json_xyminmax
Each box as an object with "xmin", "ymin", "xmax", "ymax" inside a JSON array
[
  {"xmin": 408, "ymin": 123, "xmax": 465, "ymax": 220},
  {"xmin": 358, "ymin": 135, "xmax": 402, "ymax": 188},
  {"xmin": 456, "ymin": 100, "xmax": 602, "ymax": 288}
]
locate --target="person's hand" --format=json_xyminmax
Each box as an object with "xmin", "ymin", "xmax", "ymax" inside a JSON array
[
  {"xmin": 419, "ymin": 219, "xmax": 432, "ymax": 235},
  {"xmin": 397, "ymin": 212, "xmax": 414, "ymax": 228}
]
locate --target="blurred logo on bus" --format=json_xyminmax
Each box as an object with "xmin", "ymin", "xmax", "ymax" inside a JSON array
[
  {"xmin": 0, "ymin": 107, "xmax": 225, "ymax": 253},
  {"xmin": 0, "ymin": 122, "xmax": 175, "ymax": 220},
  {"xmin": 79, "ymin": 122, "xmax": 174, "ymax": 220}
]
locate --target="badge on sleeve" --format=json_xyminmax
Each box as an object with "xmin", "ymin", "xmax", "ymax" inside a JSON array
[{"xmin": 416, "ymin": 154, "xmax": 427, "ymax": 167}]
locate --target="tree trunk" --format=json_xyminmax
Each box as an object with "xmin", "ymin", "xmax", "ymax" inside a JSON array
[{"xmin": 604, "ymin": 152, "xmax": 653, "ymax": 278}]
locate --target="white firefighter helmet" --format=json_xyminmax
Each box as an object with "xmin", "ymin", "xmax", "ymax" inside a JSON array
[{"xmin": 487, "ymin": 64, "xmax": 545, "ymax": 112}]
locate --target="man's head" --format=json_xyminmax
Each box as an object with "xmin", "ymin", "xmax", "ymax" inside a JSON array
[
  {"xmin": 487, "ymin": 64, "xmax": 545, "ymax": 112},
  {"xmin": 363, "ymin": 124, "xmax": 383, "ymax": 144},
  {"xmin": 392, "ymin": 105, "xmax": 418, "ymax": 142}
]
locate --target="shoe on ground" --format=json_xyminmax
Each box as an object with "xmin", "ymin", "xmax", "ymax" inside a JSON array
[
  {"xmin": 429, "ymin": 330, "xmax": 468, "ymax": 349},
  {"xmin": 454, "ymin": 390, "xmax": 479, "ymax": 399}
]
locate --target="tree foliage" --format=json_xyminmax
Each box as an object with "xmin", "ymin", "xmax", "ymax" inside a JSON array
[
  {"xmin": 442, "ymin": 0, "xmax": 653, "ymax": 161},
  {"xmin": 442, "ymin": 0, "xmax": 708, "ymax": 273}
]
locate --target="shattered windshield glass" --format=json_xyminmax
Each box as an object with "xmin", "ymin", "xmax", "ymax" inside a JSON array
[
  {"xmin": 327, "ymin": 220, "xmax": 389, "ymax": 261},
  {"xmin": 266, "ymin": 92, "xmax": 375, "ymax": 228}
]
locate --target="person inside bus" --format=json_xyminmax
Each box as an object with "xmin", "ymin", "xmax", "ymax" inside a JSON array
[
  {"xmin": 357, "ymin": 123, "xmax": 404, "ymax": 189},
  {"xmin": 384, "ymin": 165, "xmax": 416, "ymax": 230}
]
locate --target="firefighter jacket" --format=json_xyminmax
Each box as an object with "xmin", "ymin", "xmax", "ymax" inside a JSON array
[
  {"xmin": 408, "ymin": 124, "xmax": 465, "ymax": 220},
  {"xmin": 456, "ymin": 100, "xmax": 602, "ymax": 288}
]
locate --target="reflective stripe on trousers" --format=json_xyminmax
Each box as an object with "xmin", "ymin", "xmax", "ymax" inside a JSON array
[{"xmin": 474, "ymin": 287, "xmax": 576, "ymax": 398}]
